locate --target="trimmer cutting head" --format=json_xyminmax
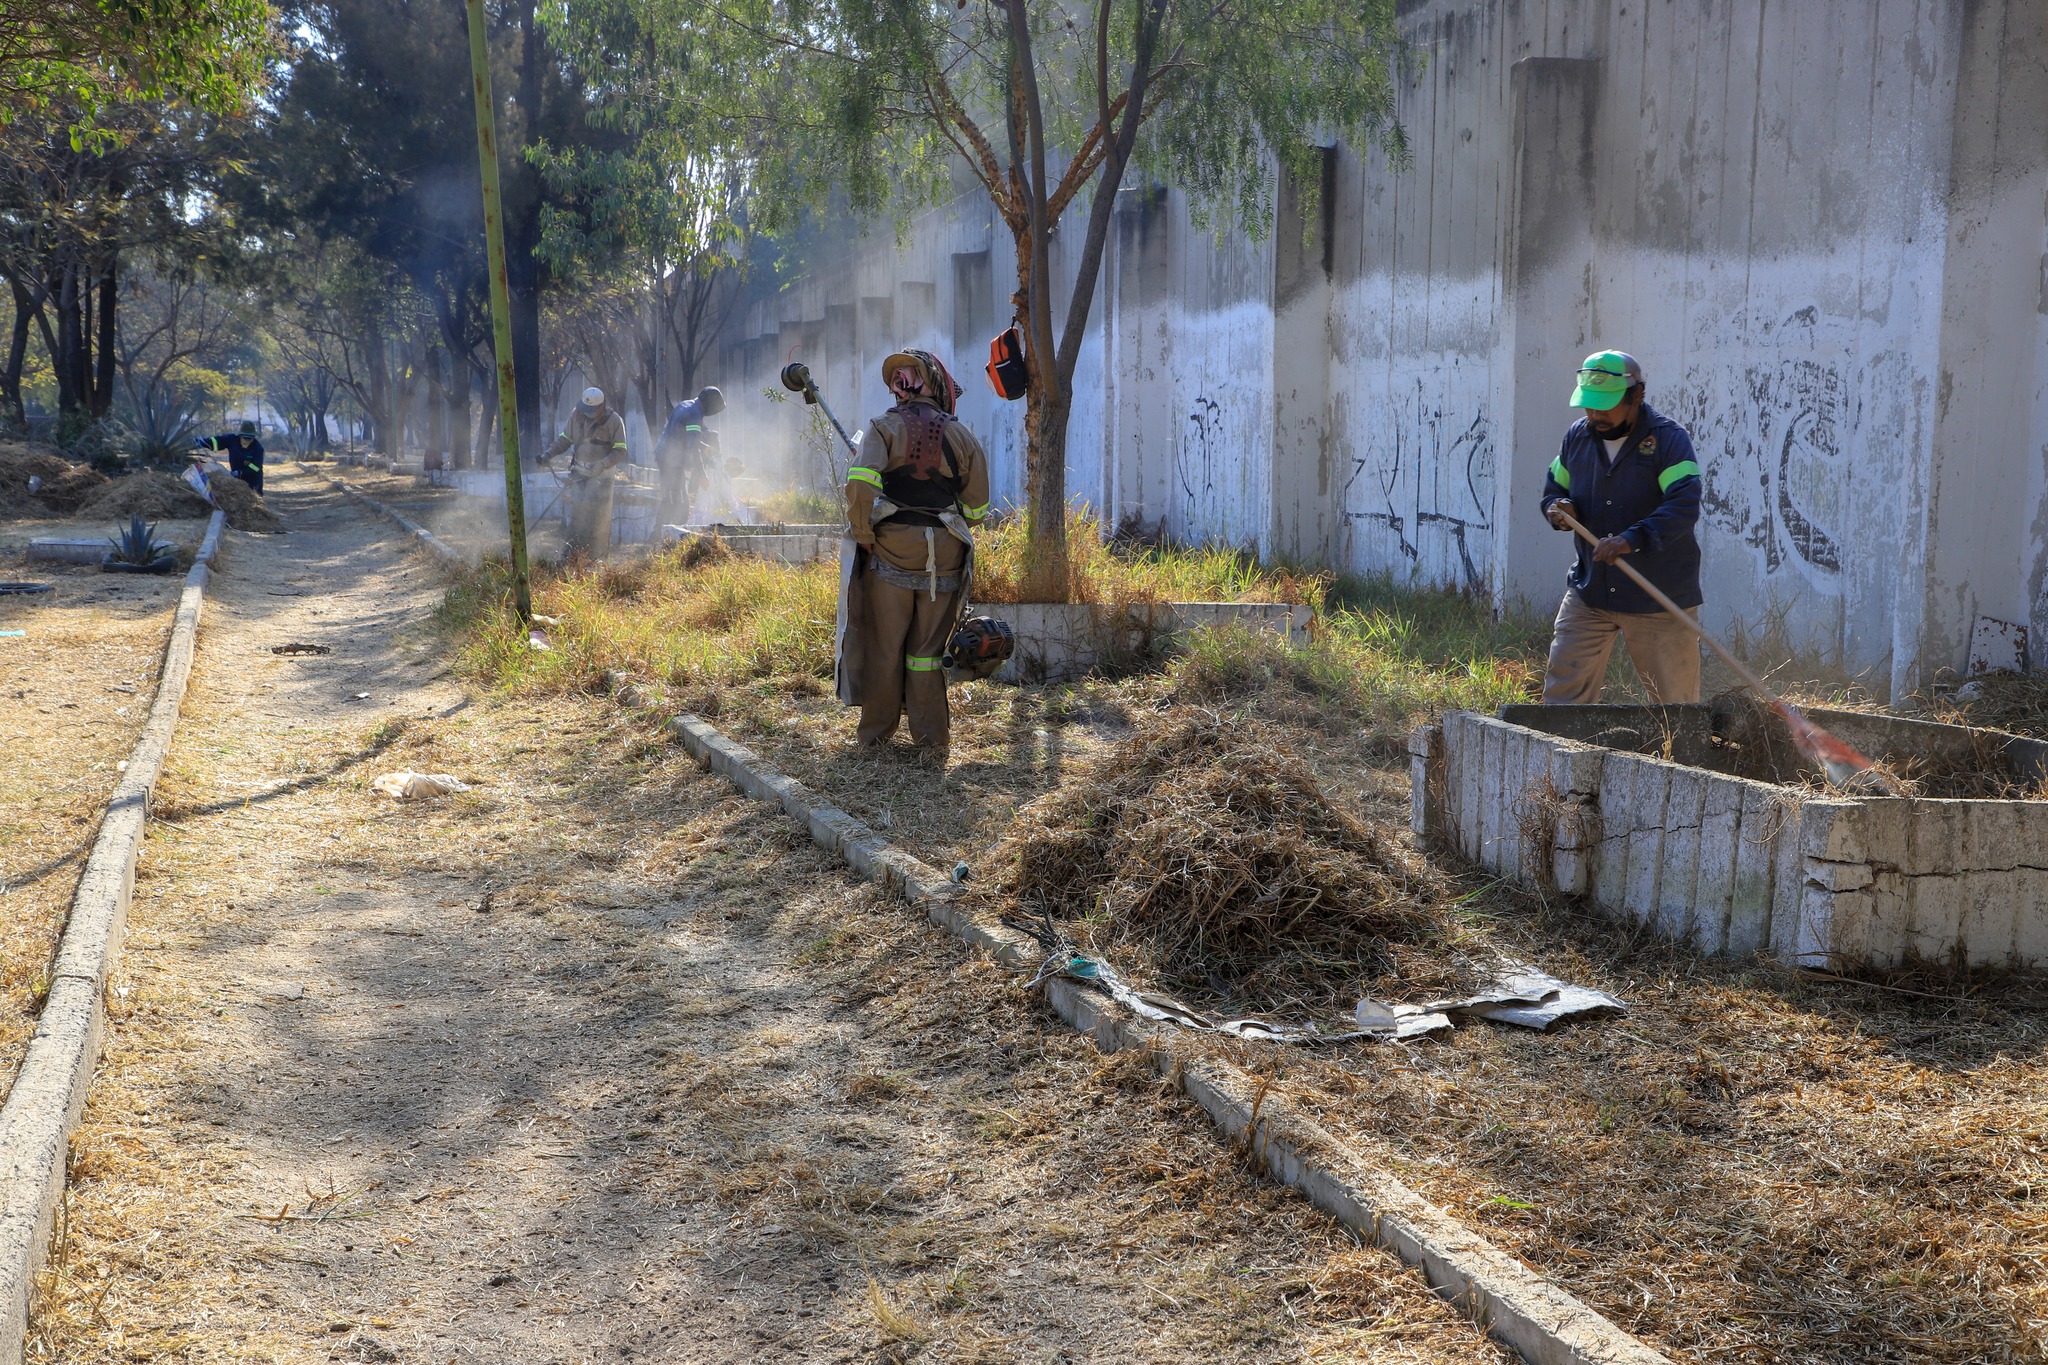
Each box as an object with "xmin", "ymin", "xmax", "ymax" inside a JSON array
[{"xmin": 780, "ymin": 362, "xmax": 817, "ymax": 402}]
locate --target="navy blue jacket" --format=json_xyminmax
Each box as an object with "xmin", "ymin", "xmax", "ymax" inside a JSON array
[
  {"xmin": 1538, "ymin": 403, "xmax": 1702, "ymax": 613},
  {"xmin": 202, "ymin": 433, "xmax": 264, "ymax": 466},
  {"xmin": 657, "ymin": 400, "xmax": 711, "ymax": 468}
]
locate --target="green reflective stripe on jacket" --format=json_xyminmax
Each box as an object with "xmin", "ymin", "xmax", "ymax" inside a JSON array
[
  {"xmin": 962, "ymin": 501, "xmax": 990, "ymax": 521},
  {"xmin": 1549, "ymin": 456, "xmax": 1570, "ymax": 491},
  {"xmin": 904, "ymin": 654, "xmax": 944, "ymax": 671},
  {"xmin": 684, "ymin": 424, "xmax": 702, "ymax": 432},
  {"xmin": 847, "ymin": 467, "xmax": 883, "ymax": 488},
  {"xmin": 611, "ymin": 441, "xmax": 628, "ymax": 448},
  {"xmin": 1658, "ymin": 460, "xmax": 1701, "ymax": 492}
]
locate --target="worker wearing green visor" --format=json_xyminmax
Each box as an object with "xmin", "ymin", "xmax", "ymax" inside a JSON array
[{"xmin": 1537, "ymin": 350, "xmax": 1705, "ymax": 704}]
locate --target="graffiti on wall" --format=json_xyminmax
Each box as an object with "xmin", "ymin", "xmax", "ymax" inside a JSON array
[
  {"xmin": 1673, "ymin": 354, "xmax": 1852, "ymax": 589},
  {"xmin": 1175, "ymin": 392, "xmax": 1265, "ymax": 546},
  {"xmin": 1339, "ymin": 378, "xmax": 1496, "ymax": 590}
]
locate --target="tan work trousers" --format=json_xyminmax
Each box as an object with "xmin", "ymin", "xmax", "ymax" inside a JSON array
[
  {"xmin": 1542, "ymin": 589, "xmax": 1702, "ymax": 704},
  {"xmin": 566, "ymin": 476, "xmax": 615, "ymax": 557},
  {"xmin": 856, "ymin": 572, "xmax": 959, "ymax": 751}
]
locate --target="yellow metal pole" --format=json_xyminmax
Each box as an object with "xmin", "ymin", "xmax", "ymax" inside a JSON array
[{"xmin": 464, "ymin": 0, "xmax": 532, "ymax": 622}]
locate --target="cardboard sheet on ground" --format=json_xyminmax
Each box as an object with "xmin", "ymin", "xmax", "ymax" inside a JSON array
[{"xmin": 1049, "ymin": 953, "xmax": 1623, "ymax": 1045}]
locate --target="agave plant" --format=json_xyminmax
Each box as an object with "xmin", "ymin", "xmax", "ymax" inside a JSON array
[{"xmin": 105, "ymin": 515, "xmax": 175, "ymax": 569}]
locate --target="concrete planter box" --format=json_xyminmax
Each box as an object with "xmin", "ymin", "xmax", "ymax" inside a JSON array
[
  {"xmin": 993, "ymin": 602, "xmax": 1311, "ymax": 684},
  {"xmin": 27, "ymin": 538, "xmax": 107, "ymax": 565},
  {"xmin": 659, "ymin": 525, "xmax": 836, "ymax": 564},
  {"xmin": 1411, "ymin": 703, "xmax": 2048, "ymax": 971}
]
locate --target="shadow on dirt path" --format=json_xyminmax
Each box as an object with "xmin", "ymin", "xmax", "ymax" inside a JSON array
[{"xmin": 35, "ymin": 466, "xmax": 1506, "ymax": 1365}]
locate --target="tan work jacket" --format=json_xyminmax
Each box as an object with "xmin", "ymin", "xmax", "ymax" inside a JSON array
[
  {"xmin": 846, "ymin": 401, "xmax": 991, "ymax": 573},
  {"xmin": 544, "ymin": 406, "xmax": 629, "ymax": 479}
]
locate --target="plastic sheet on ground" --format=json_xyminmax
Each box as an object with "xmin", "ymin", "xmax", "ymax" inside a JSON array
[
  {"xmin": 371, "ymin": 771, "xmax": 472, "ymax": 800},
  {"xmin": 1037, "ymin": 948, "xmax": 1624, "ymax": 1046}
]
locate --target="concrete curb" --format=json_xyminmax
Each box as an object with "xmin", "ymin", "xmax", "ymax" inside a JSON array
[
  {"xmin": 327, "ymin": 476, "xmax": 467, "ymax": 569},
  {"xmin": 0, "ymin": 510, "xmax": 227, "ymax": 1360},
  {"xmin": 622, "ymin": 678, "xmax": 1671, "ymax": 1365}
]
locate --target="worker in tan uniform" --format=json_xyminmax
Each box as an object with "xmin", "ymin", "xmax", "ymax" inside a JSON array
[
  {"xmin": 838, "ymin": 349, "xmax": 991, "ymax": 761},
  {"xmin": 542, "ymin": 386, "xmax": 630, "ymax": 557}
]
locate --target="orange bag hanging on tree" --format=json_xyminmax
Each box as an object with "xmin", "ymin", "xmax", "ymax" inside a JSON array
[{"xmin": 986, "ymin": 323, "xmax": 1028, "ymax": 400}]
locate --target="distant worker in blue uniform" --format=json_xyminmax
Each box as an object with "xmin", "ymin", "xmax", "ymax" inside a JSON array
[
  {"xmin": 1537, "ymin": 350, "xmax": 1705, "ymax": 704},
  {"xmin": 655, "ymin": 385, "xmax": 724, "ymax": 524},
  {"xmin": 196, "ymin": 420, "xmax": 265, "ymax": 494}
]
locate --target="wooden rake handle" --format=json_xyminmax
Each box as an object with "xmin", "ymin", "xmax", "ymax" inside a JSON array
[{"xmin": 1550, "ymin": 506, "xmax": 1783, "ymax": 709}]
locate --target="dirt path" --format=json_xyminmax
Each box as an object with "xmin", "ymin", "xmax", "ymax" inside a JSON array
[{"xmin": 37, "ymin": 465, "xmax": 1505, "ymax": 1364}]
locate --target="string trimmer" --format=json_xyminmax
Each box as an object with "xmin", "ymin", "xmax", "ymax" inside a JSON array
[
  {"xmin": 780, "ymin": 361, "xmax": 860, "ymax": 457},
  {"xmin": 1553, "ymin": 508, "xmax": 1883, "ymax": 790}
]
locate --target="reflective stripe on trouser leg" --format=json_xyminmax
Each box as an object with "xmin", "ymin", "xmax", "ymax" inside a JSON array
[
  {"xmin": 855, "ymin": 570, "xmax": 959, "ymax": 750},
  {"xmin": 905, "ymin": 654, "xmax": 943, "ymax": 671}
]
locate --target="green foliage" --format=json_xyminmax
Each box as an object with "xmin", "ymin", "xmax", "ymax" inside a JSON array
[
  {"xmin": 0, "ymin": 0, "xmax": 274, "ymax": 130},
  {"xmin": 106, "ymin": 514, "xmax": 174, "ymax": 566},
  {"xmin": 1167, "ymin": 582, "xmax": 1547, "ymax": 739},
  {"xmin": 548, "ymin": 0, "xmax": 1406, "ymax": 579},
  {"xmin": 971, "ymin": 512, "xmax": 1324, "ymax": 607}
]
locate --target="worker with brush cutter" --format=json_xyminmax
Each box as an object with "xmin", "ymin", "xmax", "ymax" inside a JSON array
[
  {"xmin": 1538, "ymin": 350, "xmax": 1705, "ymax": 704},
  {"xmin": 542, "ymin": 386, "xmax": 630, "ymax": 557},
  {"xmin": 840, "ymin": 349, "xmax": 991, "ymax": 763},
  {"xmin": 655, "ymin": 385, "xmax": 724, "ymax": 525}
]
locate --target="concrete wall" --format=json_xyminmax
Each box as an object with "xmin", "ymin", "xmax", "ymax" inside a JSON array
[{"xmin": 708, "ymin": 0, "xmax": 2048, "ymax": 698}]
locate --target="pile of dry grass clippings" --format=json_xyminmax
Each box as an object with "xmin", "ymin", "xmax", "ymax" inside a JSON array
[
  {"xmin": 0, "ymin": 443, "xmax": 107, "ymax": 516},
  {"xmin": 994, "ymin": 708, "xmax": 1476, "ymax": 1010},
  {"xmin": 202, "ymin": 469, "xmax": 286, "ymax": 532},
  {"xmin": 77, "ymin": 470, "xmax": 211, "ymax": 522}
]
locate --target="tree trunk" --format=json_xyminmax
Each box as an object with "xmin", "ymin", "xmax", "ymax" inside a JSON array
[
  {"xmin": 91, "ymin": 264, "xmax": 116, "ymax": 419},
  {"xmin": 2, "ymin": 282, "xmax": 33, "ymax": 430},
  {"xmin": 54, "ymin": 265, "xmax": 80, "ymax": 415},
  {"xmin": 473, "ymin": 385, "xmax": 496, "ymax": 470},
  {"xmin": 446, "ymin": 358, "xmax": 471, "ymax": 471},
  {"xmin": 505, "ymin": 0, "xmax": 545, "ymax": 469},
  {"xmin": 427, "ymin": 348, "xmax": 449, "ymax": 465}
]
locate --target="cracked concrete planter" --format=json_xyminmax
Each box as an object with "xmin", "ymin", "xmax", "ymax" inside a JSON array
[
  {"xmin": 659, "ymin": 524, "xmax": 837, "ymax": 564},
  {"xmin": 993, "ymin": 602, "xmax": 1311, "ymax": 684},
  {"xmin": 1410, "ymin": 703, "xmax": 2048, "ymax": 971}
]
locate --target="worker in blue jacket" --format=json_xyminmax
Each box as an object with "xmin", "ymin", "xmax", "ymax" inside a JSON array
[
  {"xmin": 196, "ymin": 420, "xmax": 264, "ymax": 493},
  {"xmin": 655, "ymin": 386, "xmax": 723, "ymax": 523},
  {"xmin": 1537, "ymin": 350, "xmax": 1704, "ymax": 704}
]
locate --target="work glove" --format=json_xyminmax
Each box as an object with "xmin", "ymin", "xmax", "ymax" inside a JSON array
[{"xmin": 1545, "ymin": 498, "xmax": 1577, "ymax": 531}]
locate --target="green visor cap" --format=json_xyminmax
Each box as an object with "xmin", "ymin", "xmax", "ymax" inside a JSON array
[{"xmin": 1569, "ymin": 351, "xmax": 1637, "ymax": 410}]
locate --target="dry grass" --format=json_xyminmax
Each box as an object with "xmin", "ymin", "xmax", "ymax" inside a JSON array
[
  {"xmin": 76, "ymin": 470, "xmax": 213, "ymax": 523},
  {"xmin": 0, "ymin": 441, "xmax": 107, "ymax": 516},
  {"xmin": 201, "ymin": 470, "xmax": 285, "ymax": 533},
  {"xmin": 43, "ymin": 685, "xmax": 1515, "ymax": 1365},
  {"xmin": 1258, "ymin": 891, "xmax": 2048, "ymax": 1364},
  {"xmin": 0, "ymin": 571, "xmax": 177, "ymax": 1116},
  {"xmin": 426, "ymin": 501, "xmax": 2048, "ymax": 1359},
  {"xmin": 991, "ymin": 708, "xmax": 1474, "ymax": 1013}
]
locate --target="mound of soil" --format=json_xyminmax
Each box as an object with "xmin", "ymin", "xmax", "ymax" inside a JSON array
[
  {"xmin": 77, "ymin": 470, "xmax": 214, "ymax": 523},
  {"xmin": 0, "ymin": 443, "xmax": 109, "ymax": 517},
  {"xmin": 995, "ymin": 709, "xmax": 1464, "ymax": 1002},
  {"xmin": 204, "ymin": 470, "xmax": 286, "ymax": 533}
]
